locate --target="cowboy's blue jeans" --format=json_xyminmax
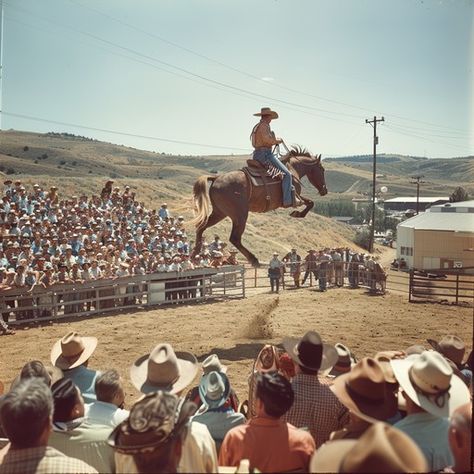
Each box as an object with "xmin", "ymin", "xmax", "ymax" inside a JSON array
[{"xmin": 253, "ymin": 148, "xmax": 293, "ymax": 206}]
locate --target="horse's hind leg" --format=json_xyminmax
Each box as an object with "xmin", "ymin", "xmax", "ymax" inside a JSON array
[
  {"xmin": 229, "ymin": 214, "xmax": 260, "ymax": 267},
  {"xmin": 193, "ymin": 210, "xmax": 225, "ymax": 256}
]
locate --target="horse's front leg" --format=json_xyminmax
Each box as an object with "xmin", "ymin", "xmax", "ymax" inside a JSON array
[{"xmin": 290, "ymin": 197, "xmax": 313, "ymax": 218}]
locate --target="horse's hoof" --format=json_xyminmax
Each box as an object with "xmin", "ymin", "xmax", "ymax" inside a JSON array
[
  {"xmin": 251, "ymin": 260, "xmax": 260, "ymax": 268},
  {"xmin": 290, "ymin": 211, "xmax": 301, "ymax": 218}
]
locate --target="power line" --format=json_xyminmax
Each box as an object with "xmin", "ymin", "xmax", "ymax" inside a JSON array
[{"xmin": 2, "ymin": 111, "xmax": 251, "ymax": 152}]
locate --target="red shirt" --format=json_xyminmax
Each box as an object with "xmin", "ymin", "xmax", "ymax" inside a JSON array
[{"xmin": 219, "ymin": 416, "xmax": 315, "ymax": 473}]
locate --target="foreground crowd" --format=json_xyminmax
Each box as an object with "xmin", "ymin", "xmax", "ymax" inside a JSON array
[{"xmin": 0, "ymin": 331, "xmax": 472, "ymax": 473}]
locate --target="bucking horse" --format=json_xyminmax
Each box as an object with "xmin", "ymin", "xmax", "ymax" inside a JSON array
[{"xmin": 191, "ymin": 146, "xmax": 328, "ymax": 267}]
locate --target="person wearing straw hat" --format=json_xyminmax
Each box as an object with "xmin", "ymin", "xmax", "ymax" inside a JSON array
[
  {"xmin": 220, "ymin": 371, "xmax": 315, "ymax": 472},
  {"xmin": 108, "ymin": 391, "xmax": 196, "ymax": 474},
  {"xmin": 130, "ymin": 343, "xmax": 218, "ymax": 473},
  {"xmin": 329, "ymin": 357, "xmax": 398, "ymax": 441},
  {"xmin": 250, "ymin": 107, "xmax": 299, "ymax": 208},
  {"xmin": 309, "ymin": 422, "xmax": 428, "ymax": 473},
  {"xmin": 268, "ymin": 252, "xmax": 283, "ymax": 293},
  {"xmin": 192, "ymin": 371, "xmax": 245, "ymax": 451},
  {"xmin": 282, "ymin": 331, "xmax": 349, "ymax": 447},
  {"xmin": 391, "ymin": 350, "xmax": 471, "ymax": 472},
  {"xmin": 50, "ymin": 332, "xmax": 100, "ymax": 403}
]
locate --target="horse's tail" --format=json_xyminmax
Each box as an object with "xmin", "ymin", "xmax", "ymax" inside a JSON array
[{"xmin": 191, "ymin": 175, "xmax": 217, "ymax": 229}]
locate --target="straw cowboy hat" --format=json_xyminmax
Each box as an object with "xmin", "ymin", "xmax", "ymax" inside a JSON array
[
  {"xmin": 253, "ymin": 107, "xmax": 279, "ymax": 119},
  {"xmin": 50, "ymin": 332, "xmax": 98, "ymax": 370},
  {"xmin": 328, "ymin": 343, "xmax": 356, "ymax": 377},
  {"xmin": 202, "ymin": 354, "xmax": 228, "ymax": 375},
  {"xmin": 391, "ymin": 350, "xmax": 471, "ymax": 418},
  {"xmin": 254, "ymin": 345, "xmax": 280, "ymax": 373},
  {"xmin": 199, "ymin": 370, "xmax": 230, "ymax": 410},
  {"xmin": 426, "ymin": 335, "xmax": 465, "ymax": 366},
  {"xmin": 331, "ymin": 357, "xmax": 398, "ymax": 422},
  {"xmin": 283, "ymin": 331, "xmax": 338, "ymax": 372},
  {"xmin": 130, "ymin": 343, "xmax": 198, "ymax": 395},
  {"xmin": 309, "ymin": 422, "xmax": 427, "ymax": 473}
]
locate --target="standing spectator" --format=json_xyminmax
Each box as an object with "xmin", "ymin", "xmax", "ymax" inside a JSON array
[
  {"xmin": 391, "ymin": 351, "xmax": 471, "ymax": 471},
  {"xmin": 50, "ymin": 332, "xmax": 100, "ymax": 403},
  {"xmin": 317, "ymin": 249, "xmax": 332, "ymax": 292},
  {"xmin": 268, "ymin": 252, "xmax": 283, "ymax": 293},
  {"xmin": 332, "ymin": 248, "xmax": 344, "ymax": 287},
  {"xmin": 219, "ymin": 372, "xmax": 315, "ymax": 472},
  {"xmin": 0, "ymin": 378, "xmax": 97, "ymax": 473},
  {"xmin": 158, "ymin": 203, "xmax": 169, "ymax": 220},
  {"xmin": 302, "ymin": 249, "xmax": 318, "ymax": 286},
  {"xmin": 108, "ymin": 391, "xmax": 197, "ymax": 474},
  {"xmin": 84, "ymin": 369, "xmax": 129, "ymax": 428},
  {"xmin": 283, "ymin": 248, "xmax": 302, "ymax": 288},
  {"xmin": 282, "ymin": 331, "xmax": 349, "ymax": 447}
]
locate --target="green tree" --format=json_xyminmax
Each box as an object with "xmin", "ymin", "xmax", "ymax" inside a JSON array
[{"xmin": 449, "ymin": 187, "xmax": 469, "ymax": 203}]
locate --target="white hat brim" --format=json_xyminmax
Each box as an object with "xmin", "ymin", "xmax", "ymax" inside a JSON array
[{"xmin": 391, "ymin": 358, "xmax": 470, "ymax": 418}]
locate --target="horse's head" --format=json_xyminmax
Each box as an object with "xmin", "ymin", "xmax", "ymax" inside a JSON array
[{"xmin": 306, "ymin": 154, "xmax": 328, "ymax": 196}]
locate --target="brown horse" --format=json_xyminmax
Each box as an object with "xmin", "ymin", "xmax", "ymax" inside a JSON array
[{"xmin": 191, "ymin": 146, "xmax": 328, "ymax": 266}]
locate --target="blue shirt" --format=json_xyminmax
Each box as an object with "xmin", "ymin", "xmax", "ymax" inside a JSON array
[
  {"xmin": 394, "ymin": 412, "xmax": 453, "ymax": 472},
  {"xmin": 63, "ymin": 365, "xmax": 100, "ymax": 403}
]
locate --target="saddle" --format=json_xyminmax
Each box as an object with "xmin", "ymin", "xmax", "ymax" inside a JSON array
[{"xmin": 242, "ymin": 159, "xmax": 282, "ymax": 188}]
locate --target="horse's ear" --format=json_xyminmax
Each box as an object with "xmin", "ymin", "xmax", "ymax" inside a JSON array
[{"xmin": 316, "ymin": 154, "xmax": 321, "ymax": 163}]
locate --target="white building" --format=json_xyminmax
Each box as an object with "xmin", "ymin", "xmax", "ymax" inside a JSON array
[{"xmin": 396, "ymin": 200, "xmax": 474, "ymax": 270}]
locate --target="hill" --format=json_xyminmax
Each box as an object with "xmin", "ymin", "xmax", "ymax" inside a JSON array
[{"xmin": 0, "ymin": 130, "xmax": 358, "ymax": 259}]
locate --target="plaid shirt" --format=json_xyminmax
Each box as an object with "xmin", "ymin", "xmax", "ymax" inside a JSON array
[
  {"xmin": 0, "ymin": 445, "xmax": 97, "ymax": 474},
  {"xmin": 282, "ymin": 374, "xmax": 350, "ymax": 448}
]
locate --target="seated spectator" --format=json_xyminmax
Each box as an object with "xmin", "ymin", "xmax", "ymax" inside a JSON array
[
  {"xmin": 219, "ymin": 371, "xmax": 315, "ymax": 472},
  {"xmin": 48, "ymin": 378, "xmax": 115, "ymax": 473},
  {"xmin": 391, "ymin": 351, "xmax": 471, "ymax": 471},
  {"xmin": 50, "ymin": 332, "xmax": 100, "ymax": 403},
  {"xmin": 129, "ymin": 342, "xmax": 218, "ymax": 473},
  {"xmin": 192, "ymin": 370, "xmax": 245, "ymax": 451},
  {"xmin": 108, "ymin": 391, "xmax": 196, "ymax": 474},
  {"xmin": 329, "ymin": 357, "xmax": 398, "ymax": 440},
  {"xmin": 85, "ymin": 369, "xmax": 129, "ymax": 428},
  {"xmin": 446, "ymin": 402, "xmax": 472, "ymax": 473},
  {"xmin": 282, "ymin": 331, "xmax": 349, "ymax": 447},
  {"xmin": 18, "ymin": 360, "xmax": 52, "ymax": 387},
  {"xmin": 185, "ymin": 354, "xmax": 239, "ymax": 412},
  {"xmin": 309, "ymin": 422, "xmax": 427, "ymax": 473},
  {"xmin": 326, "ymin": 343, "xmax": 356, "ymax": 378},
  {"xmin": 0, "ymin": 378, "xmax": 97, "ymax": 473}
]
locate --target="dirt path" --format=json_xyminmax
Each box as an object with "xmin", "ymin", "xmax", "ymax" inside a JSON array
[{"xmin": 1, "ymin": 287, "xmax": 471, "ymax": 405}]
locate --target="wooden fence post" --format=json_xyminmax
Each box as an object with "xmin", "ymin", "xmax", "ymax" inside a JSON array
[
  {"xmin": 455, "ymin": 274, "xmax": 459, "ymax": 305},
  {"xmin": 408, "ymin": 269, "xmax": 413, "ymax": 303}
]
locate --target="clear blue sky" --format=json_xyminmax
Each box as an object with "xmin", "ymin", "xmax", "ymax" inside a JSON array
[{"xmin": 2, "ymin": 0, "xmax": 473, "ymax": 158}]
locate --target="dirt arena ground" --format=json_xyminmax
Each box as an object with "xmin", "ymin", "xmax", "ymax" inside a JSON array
[{"xmin": 1, "ymin": 286, "xmax": 472, "ymax": 405}]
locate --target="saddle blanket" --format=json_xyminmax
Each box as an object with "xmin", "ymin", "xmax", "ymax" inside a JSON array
[{"xmin": 242, "ymin": 159, "xmax": 283, "ymax": 188}]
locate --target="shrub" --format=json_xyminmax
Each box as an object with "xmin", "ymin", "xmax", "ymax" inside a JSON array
[
  {"xmin": 41, "ymin": 153, "xmax": 48, "ymax": 159},
  {"xmin": 59, "ymin": 160, "xmax": 66, "ymax": 165},
  {"xmin": 34, "ymin": 160, "xmax": 38, "ymax": 164},
  {"xmin": 353, "ymin": 229, "xmax": 371, "ymax": 250},
  {"xmin": 23, "ymin": 146, "xmax": 29, "ymax": 152},
  {"xmin": 6, "ymin": 168, "xmax": 16, "ymax": 175}
]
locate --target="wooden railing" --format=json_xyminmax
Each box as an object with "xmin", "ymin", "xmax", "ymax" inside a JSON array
[
  {"xmin": 1, "ymin": 265, "xmax": 245, "ymax": 326},
  {"xmin": 409, "ymin": 267, "xmax": 474, "ymax": 306}
]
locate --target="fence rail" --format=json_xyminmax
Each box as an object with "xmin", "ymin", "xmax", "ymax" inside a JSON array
[
  {"xmin": 409, "ymin": 267, "xmax": 474, "ymax": 305},
  {"xmin": 1, "ymin": 266, "xmax": 245, "ymax": 326}
]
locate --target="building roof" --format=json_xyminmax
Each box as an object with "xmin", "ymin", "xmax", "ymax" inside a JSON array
[
  {"xmin": 429, "ymin": 200, "xmax": 474, "ymax": 213},
  {"xmin": 384, "ymin": 197, "xmax": 449, "ymax": 204},
  {"xmin": 398, "ymin": 210, "xmax": 474, "ymax": 232}
]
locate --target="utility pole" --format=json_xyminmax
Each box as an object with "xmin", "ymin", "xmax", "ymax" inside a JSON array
[
  {"xmin": 365, "ymin": 116, "xmax": 384, "ymax": 253},
  {"xmin": 0, "ymin": 0, "xmax": 4, "ymax": 131},
  {"xmin": 410, "ymin": 175, "xmax": 425, "ymax": 215}
]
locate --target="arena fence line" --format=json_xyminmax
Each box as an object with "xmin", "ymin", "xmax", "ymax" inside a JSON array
[{"xmin": 2, "ymin": 265, "xmax": 245, "ymax": 326}]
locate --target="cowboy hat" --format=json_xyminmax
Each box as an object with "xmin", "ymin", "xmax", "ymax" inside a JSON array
[
  {"xmin": 199, "ymin": 370, "xmax": 230, "ymax": 410},
  {"xmin": 328, "ymin": 343, "xmax": 356, "ymax": 377},
  {"xmin": 202, "ymin": 354, "xmax": 228, "ymax": 375},
  {"xmin": 391, "ymin": 351, "xmax": 470, "ymax": 418},
  {"xmin": 130, "ymin": 343, "xmax": 198, "ymax": 395},
  {"xmin": 331, "ymin": 357, "xmax": 398, "ymax": 422},
  {"xmin": 309, "ymin": 422, "xmax": 427, "ymax": 473},
  {"xmin": 253, "ymin": 107, "xmax": 278, "ymax": 119},
  {"xmin": 427, "ymin": 335, "xmax": 465, "ymax": 366},
  {"xmin": 50, "ymin": 332, "xmax": 98, "ymax": 370},
  {"xmin": 283, "ymin": 331, "xmax": 338, "ymax": 372}
]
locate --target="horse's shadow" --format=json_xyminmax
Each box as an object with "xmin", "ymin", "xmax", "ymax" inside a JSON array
[{"xmin": 197, "ymin": 342, "xmax": 284, "ymax": 362}]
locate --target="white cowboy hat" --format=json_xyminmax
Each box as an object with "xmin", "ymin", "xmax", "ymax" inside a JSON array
[
  {"xmin": 391, "ymin": 350, "xmax": 470, "ymax": 418},
  {"xmin": 202, "ymin": 354, "xmax": 228, "ymax": 375},
  {"xmin": 253, "ymin": 107, "xmax": 278, "ymax": 119},
  {"xmin": 130, "ymin": 343, "xmax": 198, "ymax": 395},
  {"xmin": 50, "ymin": 332, "xmax": 98, "ymax": 370},
  {"xmin": 198, "ymin": 371, "xmax": 230, "ymax": 410}
]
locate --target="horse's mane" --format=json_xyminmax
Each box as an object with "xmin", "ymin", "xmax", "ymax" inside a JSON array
[{"xmin": 288, "ymin": 145, "xmax": 312, "ymax": 158}]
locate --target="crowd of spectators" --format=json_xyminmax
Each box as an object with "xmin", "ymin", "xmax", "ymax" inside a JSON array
[
  {"xmin": 269, "ymin": 247, "xmax": 386, "ymax": 293},
  {"xmin": 0, "ymin": 180, "xmax": 237, "ymax": 332},
  {"xmin": 0, "ymin": 331, "xmax": 471, "ymax": 473}
]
